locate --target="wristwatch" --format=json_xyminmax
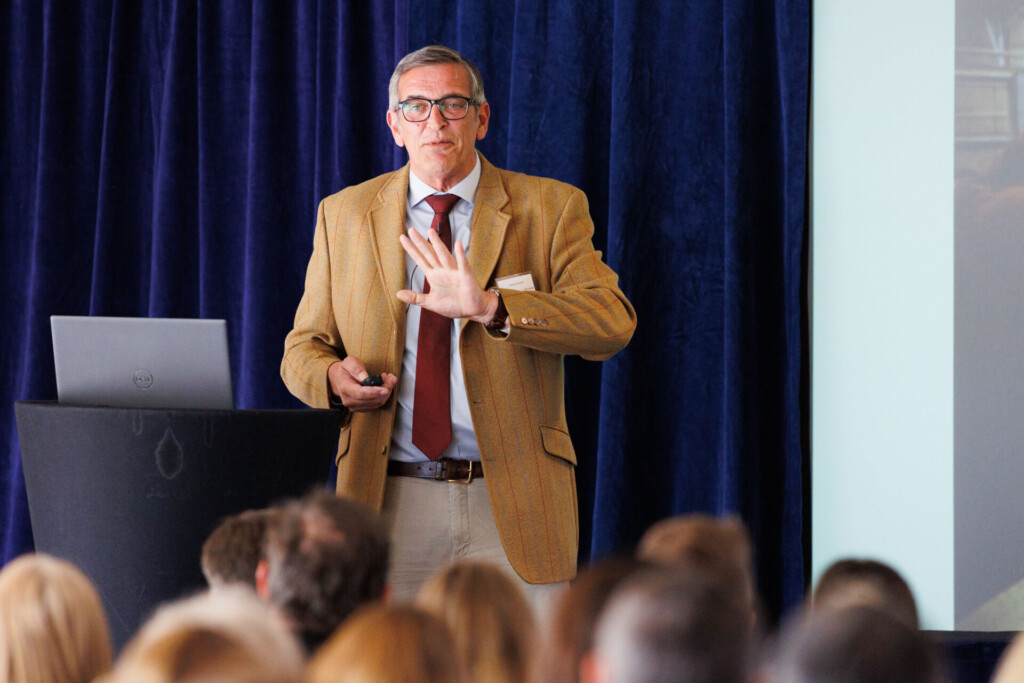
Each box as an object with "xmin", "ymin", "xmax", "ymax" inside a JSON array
[{"xmin": 485, "ymin": 288, "xmax": 508, "ymax": 330}]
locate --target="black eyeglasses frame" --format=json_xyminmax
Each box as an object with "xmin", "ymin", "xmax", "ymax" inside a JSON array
[{"xmin": 395, "ymin": 96, "xmax": 480, "ymax": 122}]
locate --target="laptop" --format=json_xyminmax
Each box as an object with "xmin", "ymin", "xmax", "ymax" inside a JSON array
[{"xmin": 51, "ymin": 316, "xmax": 234, "ymax": 409}]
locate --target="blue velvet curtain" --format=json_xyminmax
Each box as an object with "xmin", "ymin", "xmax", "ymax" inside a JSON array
[{"xmin": 1, "ymin": 0, "xmax": 809, "ymax": 616}]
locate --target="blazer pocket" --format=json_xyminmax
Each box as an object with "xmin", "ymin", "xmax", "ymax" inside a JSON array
[
  {"xmin": 540, "ymin": 425, "xmax": 577, "ymax": 467},
  {"xmin": 334, "ymin": 425, "xmax": 352, "ymax": 466}
]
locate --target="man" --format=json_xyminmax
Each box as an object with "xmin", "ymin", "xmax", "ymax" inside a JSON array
[
  {"xmin": 771, "ymin": 606, "xmax": 944, "ymax": 683},
  {"xmin": 255, "ymin": 491, "xmax": 390, "ymax": 653},
  {"xmin": 201, "ymin": 508, "xmax": 279, "ymax": 589},
  {"xmin": 809, "ymin": 558, "xmax": 919, "ymax": 629},
  {"xmin": 281, "ymin": 45, "xmax": 636, "ymax": 601},
  {"xmin": 583, "ymin": 568, "xmax": 751, "ymax": 683},
  {"xmin": 636, "ymin": 514, "xmax": 759, "ymax": 624}
]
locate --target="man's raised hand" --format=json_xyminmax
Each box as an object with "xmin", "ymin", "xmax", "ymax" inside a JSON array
[{"xmin": 397, "ymin": 228, "xmax": 498, "ymax": 323}]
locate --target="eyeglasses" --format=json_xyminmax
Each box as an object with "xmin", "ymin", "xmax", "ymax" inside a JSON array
[{"xmin": 395, "ymin": 96, "xmax": 479, "ymax": 122}]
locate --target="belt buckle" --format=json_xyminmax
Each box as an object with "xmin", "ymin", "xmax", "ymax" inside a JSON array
[{"xmin": 439, "ymin": 458, "xmax": 473, "ymax": 484}]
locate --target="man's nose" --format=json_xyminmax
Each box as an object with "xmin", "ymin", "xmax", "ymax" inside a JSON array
[{"xmin": 425, "ymin": 102, "xmax": 448, "ymax": 127}]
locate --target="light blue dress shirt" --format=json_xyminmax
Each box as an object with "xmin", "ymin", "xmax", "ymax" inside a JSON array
[{"xmin": 389, "ymin": 154, "xmax": 482, "ymax": 463}]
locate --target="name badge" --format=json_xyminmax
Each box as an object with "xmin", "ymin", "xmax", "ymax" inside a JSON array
[{"xmin": 495, "ymin": 272, "xmax": 536, "ymax": 292}]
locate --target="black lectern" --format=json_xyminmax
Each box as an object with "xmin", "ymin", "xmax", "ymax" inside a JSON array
[{"xmin": 14, "ymin": 401, "xmax": 339, "ymax": 648}]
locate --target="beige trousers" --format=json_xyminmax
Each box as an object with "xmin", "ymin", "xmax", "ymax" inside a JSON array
[{"xmin": 381, "ymin": 474, "xmax": 566, "ymax": 616}]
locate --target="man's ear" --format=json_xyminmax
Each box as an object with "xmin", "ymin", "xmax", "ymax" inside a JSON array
[
  {"xmin": 387, "ymin": 109, "xmax": 406, "ymax": 148},
  {"xmin": 255, "ymin": 559, "xmax": 270, "ymax": 600},
  {"xmin": 475, "ymin": 101, "xmax": 490, "ymax": 140}
]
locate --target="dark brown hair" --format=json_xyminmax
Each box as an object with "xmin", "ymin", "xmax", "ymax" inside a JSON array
[
  {"xmin": 811, "ymin": 558, "xmax": 919, "ymax": 629},
  {"xmin": 637, "ymin": 514, "xmax": 756, "ymax": 617},
  {"xmin": 201, "ymin": 508, "xmax": 278, "ymax": 588},
  {"xmin": 539, "ymin": 557, "xmax": 648, "ymax": 683}
]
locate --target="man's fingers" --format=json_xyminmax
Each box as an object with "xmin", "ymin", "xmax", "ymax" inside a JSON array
[
  {"xmin": 453, "ymin": 240, "xmax": 471, "ymax": 273},
  {"xmin": 340, "ymin": 383, "xmax": 391, "ymax": 412},
  {"xmin": 338, "ymin": 356, "xmax": 369, "ymax": 382},
  {"xmin": 402, "ymin": 230, "xmax": 441, "ymax": 270},
  {"xmin": 329, "ymin": 357, "xmax": 394, "ymax": 412},
  {"xmin": 399, "ymin": 234, "xmax": 431, "ymax": 273},
  {"xmin": 397, "ymin": 289, "xmax": 427, "ymax": 306},
  {"xmin": 427, "ymin": 229, "xmax": 457, "ymax": 268},
  {"xmin": 344, "ymin": 384, "xmax": 389, "ymax": 402}
]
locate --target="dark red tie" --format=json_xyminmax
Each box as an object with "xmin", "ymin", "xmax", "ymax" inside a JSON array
[{"xmin": 412, "ymin": 194, "xmax": 460, "ymax": 460}]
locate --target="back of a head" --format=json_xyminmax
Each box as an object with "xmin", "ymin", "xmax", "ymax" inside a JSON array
[
  {"xmin": 592, "ymin": 567, "xmax": 750, "ymax": 683},
  {"xmin": 771, "ymin": 606, "xmax": 945, "ymax": 683},
  {"xmin": 416, "ymin": 561, "xmax": 536, "ymax": 683},
  {"xmin": 540, "ymin": 557, "xmax": 648, "ymax": 683},
  {"xmin": 637, "ymin": 514, "xmax": 756, "ymax": 616},
  {"xmin": 101, "ymin": 586, "xmax": 304, "ymax": 683},
  {"xmin": 992, "ymin": 628, "xmax": 1024, "ymax": 683},
  {"xmin": 307, "ymin": 604, "xmax": 466, "ymax": 683},
  {"xmin": 264, "ymin": 491, "xmax": 390, "ymax": 648},
  {"xmin": 202, "ymin": 508, "xmax": 278, "ymax": 588},
  {"xmin": 811, "ymin": 558, "xmax": 919, "ymax": 629},
  {"xmin": 0, "ymin": 553, "xmax": 113, "ymax": 683}
]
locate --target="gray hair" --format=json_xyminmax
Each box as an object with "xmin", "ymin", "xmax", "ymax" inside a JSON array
[
  {"xmin": 388, "ymin": 45, "xmax": 487, "ymax": 110},
  {"xmin": 264, "ymin": 492, "xmax": 390, "ymax": 647},
  {"xmin": 594, "ymin": 569, "xmax": 750, "ymax": 683}
]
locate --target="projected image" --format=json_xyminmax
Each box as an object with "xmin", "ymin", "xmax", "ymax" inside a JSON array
[{"xmin": 955, "ymin": 0, "xmax": 1024, "ymax": 630}]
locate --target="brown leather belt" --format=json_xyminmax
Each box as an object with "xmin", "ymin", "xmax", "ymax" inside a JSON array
[{"xmin": 387, "ymin": 459, "xmax": 483, "ymax": 483}]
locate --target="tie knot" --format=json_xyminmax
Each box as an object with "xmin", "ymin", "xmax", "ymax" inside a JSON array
[{"xmin": 424, "ymin": 193, "xmax": 460, "ymax": 216}]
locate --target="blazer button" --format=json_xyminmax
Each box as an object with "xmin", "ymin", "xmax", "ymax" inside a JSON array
[
  {"xmin": 521, "ymin": 317, "xmax": 529, "ymax": 325},
  {"xmin": 540, "ymin": 319, "xmax": 548, "ymax": 326}
]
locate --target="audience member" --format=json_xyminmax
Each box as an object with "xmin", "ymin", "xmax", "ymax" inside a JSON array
[
  {"xmin": 538, "ymin": 556, "xmax": 649, "ymax": 683},
  {"xmin": 257, "ymin": 490, "xmax": 390, "ymax": 653},
  {"xmin": 306, "ymin": 604, "xmax": 466, "ymax": 683},
  {"xmin": 636, "ymin": 513, "xmax": 758, "ymax": 622},
  {"xmin": 201, "ymin": 508, "xmax": 279, "ymax": 588},
  {"xmin": 100, "ymin": 587, "xmax": 303, "ymax": 683},
  {"xmin": 769, "ymin": 605, "xmax": 945, "ymax": 683},
  {"xmin": 0, "ymin": 553, "xmax": 113, "ymax": 683},
  {"xmin": 416, "ymin": 561, "xmax": 536, "ymax": 683},
  {"xmin": 810, "ymin": 558, "xmax": 919, "ymax": 629},
  {"xmin": 583, "ymin": 567, "xmax": 751, "ymax": 683}
]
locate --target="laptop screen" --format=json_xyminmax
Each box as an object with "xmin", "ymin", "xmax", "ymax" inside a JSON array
[{"xmin": 51, "ymin": 316, "xmax": 234, "ymax": 410}]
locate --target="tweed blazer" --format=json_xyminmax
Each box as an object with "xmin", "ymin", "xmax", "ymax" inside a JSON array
[{"xmin": 281, "ymin": 155, "xmax": 636, "ymax": 584}]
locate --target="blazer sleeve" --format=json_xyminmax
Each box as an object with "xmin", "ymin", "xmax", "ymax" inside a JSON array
[
  {"xmin": 281, "ymin": 197, "xmax": 347, "ymax": 409},
  {"xmin": 491, "ymin": 187, "xmax": 637, "ymax": 360}
]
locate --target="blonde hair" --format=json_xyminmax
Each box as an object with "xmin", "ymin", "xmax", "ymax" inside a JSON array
[
  {"xmin": 0, "ymin": 553, "xmax": 113, "ymax": 683},
  {"xmin": 100, "ymin": 587, "xmax": 303, "ymax": 683},
  {"xmin": 416, "ymin": 561, "xmax": 536, "ymax": 683},
  {"xmin": 307, "ymin": 604, "xmax": 465, "ymax": 683}
]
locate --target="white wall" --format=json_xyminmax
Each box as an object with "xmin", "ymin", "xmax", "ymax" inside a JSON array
[{"xmin": 811, "ymin": 0, "xmax": 955, "ymax": 629}]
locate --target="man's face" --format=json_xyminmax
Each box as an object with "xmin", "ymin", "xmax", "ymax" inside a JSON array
[{"xmin": 386, "ymin": 63, "xmax": 490, "ymax": 191}]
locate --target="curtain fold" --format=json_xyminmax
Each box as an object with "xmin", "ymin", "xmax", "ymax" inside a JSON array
[{"xmin": 1, "ymin": 0, "xmax": 808, "ymax": 616}]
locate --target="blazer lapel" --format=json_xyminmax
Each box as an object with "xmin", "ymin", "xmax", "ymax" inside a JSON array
[
  {"xmin": 468, "ymin": 157, "xmax": 511, "ymax": 306},
  {"xmin": 367, "ymin": 166, "xmax": 411, "ymax": 325}
]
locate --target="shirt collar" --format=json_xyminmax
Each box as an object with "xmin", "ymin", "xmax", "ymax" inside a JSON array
[{"xmin": 408, "ymin": 153, "xmax": 481, "ymax": 208}]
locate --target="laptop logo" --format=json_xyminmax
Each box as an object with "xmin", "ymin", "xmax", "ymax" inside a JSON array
[{"xmin": 133, "ymin": 368, "xmax": 154, "ymax": 390}]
